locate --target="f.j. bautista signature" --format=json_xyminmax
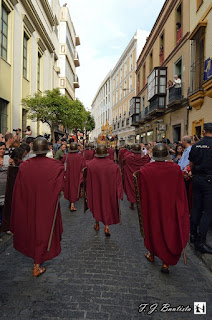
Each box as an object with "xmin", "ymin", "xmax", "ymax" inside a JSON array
[{"xmin": 138, "ymin": 303, "xmax": 192, "ymax": 315}]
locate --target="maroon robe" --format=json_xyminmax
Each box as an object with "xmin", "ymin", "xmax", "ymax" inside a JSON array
[
  {"xmin": 83, "ymin": 149, "xmax": 95, "ymax": 166},
  {"xmin": 63, "ymin": 153, "xmax": 86, "ymax": 203},
  {"xmin": 119, "ymin": 148, "xmax": 127, "ymax": 167},
  {"xmin": 138, "ymin": 161, "xmax": 190, "ymax": 265},
  {"xmin": 124, "ymin": 153, "xmax": 150, "ymax": 203},
  {"xmin": 10, "ymin": 157, "xmax": 64, "ymax": 264},
  {"xmin": 87, "ymin": 157, "xmax": 123, "ymax": 225},
  {"xmin": 107, "ymin": 148, "xmax": 114, "ymax": 161}
]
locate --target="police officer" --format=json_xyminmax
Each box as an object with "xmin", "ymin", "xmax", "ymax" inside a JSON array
[{"xmin": 189, "ymin": 123, "xmax": 212, "ymax": 254}]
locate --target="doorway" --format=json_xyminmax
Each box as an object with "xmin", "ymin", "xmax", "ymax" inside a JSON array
[
  {"xmin": 195, "ymin": 126, "xmax": 202, "ymax": 139},
  {"xmin": 173, "ymin": 125, "xmax": 181, "ymax": 142}
]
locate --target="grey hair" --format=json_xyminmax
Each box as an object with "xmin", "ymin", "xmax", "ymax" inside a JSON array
[{"xmin": 183, "ymin": 136, "xmax": 191, "ymax": 144}]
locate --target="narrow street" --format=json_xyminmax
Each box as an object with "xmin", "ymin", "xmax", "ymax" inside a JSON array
[{"xmin": 0, "ymin": 196, "xmax": 211, "ymax": 320}]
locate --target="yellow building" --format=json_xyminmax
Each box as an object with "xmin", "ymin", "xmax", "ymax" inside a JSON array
[
  {"xmin": 132, "ymin": 0, "xmax": 191, "ymax": 143},
  {"xmin": 188, "ymin": 0, "xmax": 212, "ymax": 136}
]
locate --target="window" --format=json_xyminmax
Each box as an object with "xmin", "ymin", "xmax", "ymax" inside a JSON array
[
  {"xmin": 190, "ymin": 28, "xmax": 205, "ymax": 93},
  {"xmin": 37, "ymin": 52, "xmax": 41, "ymax": 90},
  {"xmin": 0, "ymin": 98, "xmax": 8, "ymax": 133},
  {"xmin": 130, "ymin": 54, "xmax": 133, "ymax": 71},
  {"xmin": 124, "ymin": 62, "xmax": 127, "ymax": 77},
  {"xmin": 23, "ymin": 33, "xmax": 28, "ymax": 78},
  {"xmin": 160, "ymin": 33, "xmax": 164, "ymax": 65},
  {"xmin": 129, "ymin": 75, "xmax": 132, "ymax": 91},
  {"xmin": 143, "ymin": 64, "xmax": 146, "ymax": 87},
  {"xmin": 176, "ymin": 3, "xmax": 182, "ymax": 43},
  {"xmin": 142, "ymin": 96, "xmax": 145, "ymax": 110},
  {"xmin": 1, "ymin": 5, "xmax": 8, "ymax": 60},
  {"xmin": 137, "ymin": 72, "xmax": 140, "ymax": 92},
  {"xmin": 149, "ymin": 51, "xmax": 153, "ymax": 72},
  {"xmin": 196, "ymin": 0, "xmax": 203, "ymax": 11}
]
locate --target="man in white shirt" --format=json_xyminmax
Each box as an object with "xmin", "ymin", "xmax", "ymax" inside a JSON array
[{"xmin": 173, "ymin": 75, "xmax": 181, "ymax": 88}]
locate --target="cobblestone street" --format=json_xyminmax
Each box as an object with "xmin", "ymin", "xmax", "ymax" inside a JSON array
[{"xmin": 0, "ymin": 196, "xmax": 211, "ymax": 320}]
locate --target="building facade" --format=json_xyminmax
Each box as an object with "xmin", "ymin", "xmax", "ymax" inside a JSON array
[
  {"xmin": 0, "ymin": 0, "xmax": 80, "ymax": 137},
  {"xmin": 131, "ymin": 0, "xmax": 191, "ymax": 144},
  {"xmin": 111, "ymin": 30, "xmax": 149, "ymax": 146},
  {"xmin": 90, "ymin": 71, "xmax": 112, "ymax": 143},
  {"xmin": 59, "ymin": 4, "xmax": 80, "ymax": 100},
  {"xmin": 188, "ymin": 0, "xmax": 212, "ymax": 136}
]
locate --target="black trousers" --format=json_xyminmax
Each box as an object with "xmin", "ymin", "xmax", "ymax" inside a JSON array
[{"xmin": 190, "ymin": 175, "xmax": 212, "ymax": 239}]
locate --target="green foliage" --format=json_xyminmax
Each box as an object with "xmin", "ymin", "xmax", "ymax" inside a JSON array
[
  {"xmin": 84, "ymin": 111, "xmax": 95, "ymax": 133},
  {"xmin": 22, "ymin": 88, "xmax": 71, "ymax": 130},
  {"xmin": 21, "ymin": 89, "xmax": 95, "ymax": 137}
]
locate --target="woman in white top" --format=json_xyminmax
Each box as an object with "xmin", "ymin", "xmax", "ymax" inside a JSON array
[
  {"xmin": 0, "ymin": 142, "xmax": 10, "ymax": 168},
  {"xmin": 24, "ymin": 126, "xmax": 32, "ymax": 138}
]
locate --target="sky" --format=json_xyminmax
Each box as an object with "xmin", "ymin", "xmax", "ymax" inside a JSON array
[{"xmin": 59, "ymin": 0, "xmax": 165, "ymax": 109}]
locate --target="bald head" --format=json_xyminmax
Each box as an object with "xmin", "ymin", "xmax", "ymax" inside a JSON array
[{"xmin": 182, "ymin": 136, "xmax": 191, "ymax": 148}]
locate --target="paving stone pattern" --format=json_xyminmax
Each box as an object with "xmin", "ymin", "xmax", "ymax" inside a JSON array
[{"xmin": 0, "ymin": 196, "xmax": 211, "ymax": 320}]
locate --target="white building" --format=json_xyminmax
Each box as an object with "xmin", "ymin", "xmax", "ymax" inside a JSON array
[
  {"xmin": 90, "ymin": 71, "xmax": 112, "ymax": 142},
  {"xmin": 111, "ymin": 30, "xmax": 149, "ymax": 145},
  {"xmin": 0, "ymin": 0, "xmax": 80, "ymax": 137},
  {"xmin": 89, "ymin": 30, "xmax": 149, "ymax": 145},
  {"xmin": 0, "ymin": 0, "xmax": 62, "ymax": 136},
  {"xmin": 59, "ymin": 4, "xmax": 80, "ymax": 100}
]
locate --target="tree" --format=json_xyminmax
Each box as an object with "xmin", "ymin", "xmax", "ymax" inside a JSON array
[
  {"xmin": 66, "ymin": 99, "xmax": 86, "ymax": 135},
  {"xmin": 22, "ymin": 89, "xmax": 78, "ymax": 141},
  {"xmin": 84, "ymin": 111, "xmax": 95, "ymax": 137}
]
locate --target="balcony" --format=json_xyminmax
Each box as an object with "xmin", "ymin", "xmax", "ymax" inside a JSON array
[
  {"xmin": 75, "ymin": 35, "xmax": 80, "ymax": 46},
  {"xmin": 188, "ymin": 57, "xmax": 205, "ymax": 110},
  {"xmin": 131, "ymin": 114, "xmax": 140, "ymax": 126},
  {"xmin": 202, "ymin": 57, "xmax": 212, "ymax": 98},
  {"xmin": 74, "ymin": 51, "xmax": 80, "ymax": 67},
  {"xmin": 73, "ymin": 75, "xmax": 79, "ymax": 88},
  {"xmin": 149, "ymin": 96, "xmax": 166, "ymax": 115},
  {"xmin": 167, "ymin": 86, "xmax": 183, "ymax": 107}
]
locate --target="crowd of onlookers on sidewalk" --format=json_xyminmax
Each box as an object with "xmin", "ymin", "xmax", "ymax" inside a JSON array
[{"xmin": 0, "ymin": 128, "xmax": 211, "ymax": 254}]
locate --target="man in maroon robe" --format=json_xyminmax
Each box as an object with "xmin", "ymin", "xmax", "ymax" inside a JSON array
[
  {"xmin": 136, "ymin": 143, "xmax": 189, "ymax": 273},
  {"xmin": 86, "ymin": 144, "xmax": 123, "ymax": 236},
  {"xmin": 118, "ymin": 145, "xmax": 127, "ymax": 167},
  {"xmin": 63, "ymin": 142, "xmax": 86, "ymax": 211},
  {"xmin": 123, "ymin": 144, "xmax": 150, "ymax": 210},
  {"xmin": 107, "ymin": 147, "xmax": 114, "ymax": 161},
  {"xmin": 10, "ymin": 137, "xmax": 64, "ymax": 277},
  {"xmin": 82, "ymin": 143, "xmax": 95, "ymax": 165}
]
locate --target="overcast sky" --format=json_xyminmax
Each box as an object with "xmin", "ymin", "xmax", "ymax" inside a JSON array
[{"xmin": 59, "ymin": 0, "xmax": 165, "ymax": 109}]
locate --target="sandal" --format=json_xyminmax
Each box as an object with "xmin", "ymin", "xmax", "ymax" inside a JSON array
[
  {"xmin": 94, "ymin": 223, "xmax": 100, "ymax": 231},
  {"xmin": 145, "ymin": 252, "xmax": 155, "ymax": 262},
  {"xmin": 104, "ymin": 226, "xmax": 110, "ymax": 237},
  {"xmin": 70, "ymin": 206, "xmax": 77, "ymax": 212},
  {"xmin": 33, "ymin": 265, "xmax": 46, "ymax": 277},
  {"xmin": 161, "ymin": 263, "xmax": 169, "ymax": 274}
]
